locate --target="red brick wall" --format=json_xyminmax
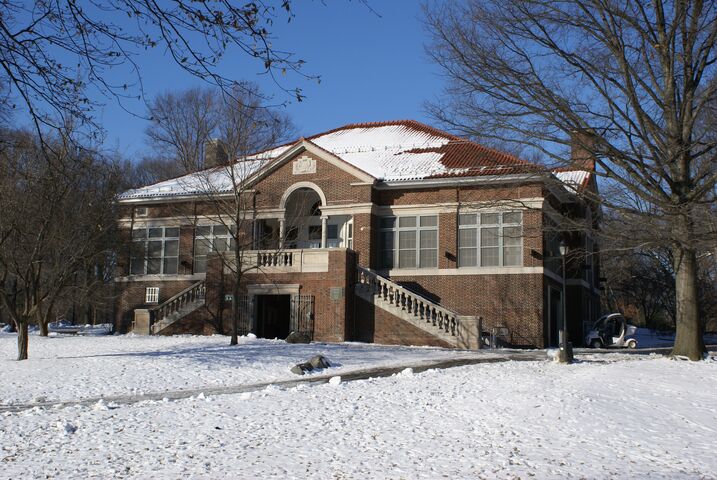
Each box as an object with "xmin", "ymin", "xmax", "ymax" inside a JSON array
[
  {"xmin": 114, "ymin": 279, "xmax": 197, "ymax": 333},
  {"xmin": 159, "ymin": 306, "xmax": 216, "ymax": 335},
  {"xmin": 354, "ymin": 297, "xmax": 452, "ymax": 348},
  {"xmin": 214, "ymin": 249, "xmax": 357, "ymax": 343},
  {"xmin": 389, "ymin": 273, "xmax": 545, "ymax": 348},
  {"xmin": 252, "ymin": 151, "xmax": 372, "ymax": 209},
  {"xmin": 115, "ymin": 154, "xmax": 580, "ymax": 348}
]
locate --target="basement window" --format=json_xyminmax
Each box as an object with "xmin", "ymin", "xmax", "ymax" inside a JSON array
[{"xmin": 145, "ymin": 287, "xmax": 160, "ymax": 304}]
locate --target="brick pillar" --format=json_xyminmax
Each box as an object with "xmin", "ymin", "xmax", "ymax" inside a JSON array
[
  {"xmin": 439, "ymin": 211, "xmax": 457, "ymax": 269},
  {"xmin": 352, "ymin": 212, "xmax": 374, "ymax": 268}
]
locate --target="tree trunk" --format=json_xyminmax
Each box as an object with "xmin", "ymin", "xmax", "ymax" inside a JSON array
[
  {"xmin": 38, "ymin": 316, "xmax": 49, "ymax": 337},
  {"xmin": 229, "ymin": 279, "xmax": 241, "ymax": 345},
  {"xmin": 17, "ymin": 319, "xmax": 28, "ymax": 361},
  {"xmin": 671, "ymin": 245, "xmax": 706, "ymax": 360}
]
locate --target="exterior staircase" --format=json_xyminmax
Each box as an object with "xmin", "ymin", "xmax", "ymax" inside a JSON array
[
  {"xmin": 149, "ymin": 281, "xmax": 206, "ymax": 334},
  {"xmin": 355, "ymin": 266, "xmax": 477, "ymax": 348}
]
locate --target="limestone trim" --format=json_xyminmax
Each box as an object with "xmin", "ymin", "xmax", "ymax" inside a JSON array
[
  {"xmin": 279, "ymin": 181, "xmax": 328, "ymax": 209},
  {"xmin": 114, "ymin": 274, "xmax": 206, "ymax": 283},
  {"xmin": 376, "ymin": 204, "xmax": 458, "ymax": 215},
  {"xmin": 457, "ymin": 197, "xmax": 545, "ymax": 211},
  {"xmin": 247, "ymin": 283, "xmax": 301, "ymax": 295},
  {"xmin": 382, "ymin": 266, "xmax": 546, "ymax": 277},
  {"xmin": 119, "ymin": 214, "xmax": 249, "ymax": 227},
  {"xmin": 255, "ymin": 209, "xmax": 286, "ymax": 219},
  {"xmin": 319, "ymin": 203, "xmax": 375, "ymax": 215},
  {"xmin": 376, "ymin": 173, "xmax": 542, "ymax": 189}
]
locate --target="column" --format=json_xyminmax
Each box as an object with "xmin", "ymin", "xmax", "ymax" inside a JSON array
[
  {"xmin": 279, "ymin": 218, "xmax": 286, "ymax": 250},
  {"xmin": 320, "ymin": 216, "xmax": 328, "ymax": 248}
]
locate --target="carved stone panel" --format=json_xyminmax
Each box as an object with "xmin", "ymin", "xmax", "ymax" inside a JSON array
[{"xmin": 292, "ymin": 156, "xmax": 317, "ymax": 175}]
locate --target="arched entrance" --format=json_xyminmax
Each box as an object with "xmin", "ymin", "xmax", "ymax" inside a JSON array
[
  {"xmin": 254, "ymin": 182, "xmax": 353, "ymax": 250},
  {"xmin": 283, "ymin": 187, "xmax": 324, "ymax": 249}
]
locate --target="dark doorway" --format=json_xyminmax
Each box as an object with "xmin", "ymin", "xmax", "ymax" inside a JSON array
[
  {"xmin": 256, "ymin": 295, "xmax": 291, "ymax": 339},
  {"xmin": 548, "ymin": 287, "xmax": 562, "ymax": 347}
]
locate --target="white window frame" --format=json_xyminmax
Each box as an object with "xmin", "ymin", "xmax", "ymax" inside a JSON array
[
  {"xmin": 379, "ymin": 215, "xmax": 439, "ymax": 269},
  {"xmin": 145, "ymin": 287, "xmax": 160, "ymax": 304},
  {"xmin": 458, "ymin": 211, "xmax": 523, "ymax": 267},
  {"xmin": 130, "ymin": 226, "xmax": 180, "ymax": 275}
]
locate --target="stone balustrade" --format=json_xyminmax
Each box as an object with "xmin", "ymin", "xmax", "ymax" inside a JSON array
[
  {"xmin": 356, "ymin": 266, "xmax": 459, "ymax": 337},
  {"xmin": 224, "ymin": 249, "xmax": 331, "ymax": 274},
  {"xmin": 149, "ymin": 280, "xmax": 206, "ymax": 325}
]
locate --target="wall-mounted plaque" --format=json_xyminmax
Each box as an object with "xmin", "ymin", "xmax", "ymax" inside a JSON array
[{"xmin": 292, "ymin": 156, "xmax": 317, "ymax": 175}]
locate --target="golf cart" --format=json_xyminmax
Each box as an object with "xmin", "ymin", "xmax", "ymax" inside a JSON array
[{"xmin": 585, "ymin": 313, "xmax": 638, "ymax": 349}]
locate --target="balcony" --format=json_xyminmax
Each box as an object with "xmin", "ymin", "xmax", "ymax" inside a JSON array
[{"xmin": 223, "ymin": 249, "xmax": 332, "ymax": 274}]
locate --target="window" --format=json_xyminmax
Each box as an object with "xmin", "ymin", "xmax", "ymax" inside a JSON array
[
  {"xmin": 145, "ymin": 287, "xmax": 159, "ymax": 304},
  {"xmin": 130, "ymin": 227, "xmax": 180, "ymax": 275},
  {"xmin": 458, "ymin": 211, "xmax": 523, "ymax": 267},
  {"xmin": 194, "ymin": 224, "xmax": 236, "ymax": 273},
  {"xmin": 308, "ymin": 225, "xmax": 322, "ymax": 248},
  {"xmin": 379, "ymin": 215, "xmax": 438, "ymax": 269},
  {"xmin": 326, "ymin": 224, "xmax": 340, "ymax": 248},
  {"xmin": 346, "ymin": 221, "xmax": 353, "ymax": 250}
]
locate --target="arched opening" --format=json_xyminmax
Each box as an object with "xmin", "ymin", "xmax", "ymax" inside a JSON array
[
  {"xmin": 255, "ymin": 182, "xmax": 353, "ymax": 251},
  {"xmin": 284, "ymin": 187, "xmax": 324, "ymax": 249}
]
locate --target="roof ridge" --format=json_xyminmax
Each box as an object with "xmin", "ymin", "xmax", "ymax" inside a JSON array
[{"xmin": 303, "ymin": 119, "xmax": 464, "ymax": 142}]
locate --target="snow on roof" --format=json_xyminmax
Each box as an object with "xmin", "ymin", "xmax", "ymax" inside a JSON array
[
  {"xmin": 554, "ymin": 170, "xmax": 592, "ymax": 193},
  {"xmin": 117, "ymin": 160, "xmax": 264, "ymax": 200},
  {"xmin": 118, "ymin": 120, "xmax": 535, "ymax": 200},
  {"xmin": 308, "ymin": 123, "xmax": 455, "ymax": 180}
]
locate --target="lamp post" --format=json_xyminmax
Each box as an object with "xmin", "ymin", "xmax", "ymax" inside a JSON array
[{"xmin": 558, "ymin": 239, "xmax": 573, "ymax": 364}]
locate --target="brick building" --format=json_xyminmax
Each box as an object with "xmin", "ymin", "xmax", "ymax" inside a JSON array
[{"xmin": 115, "ymin": 120, "xmax": 601, "ymax": 349}]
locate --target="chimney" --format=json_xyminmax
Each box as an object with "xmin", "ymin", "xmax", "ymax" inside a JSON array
[
  {"xmin": 205, "ymin": 139, "xmax": 228, "ymax": 168},
  {"xmin": 569, "ymin": 129, "xmax": 596, "ymax": 171}
]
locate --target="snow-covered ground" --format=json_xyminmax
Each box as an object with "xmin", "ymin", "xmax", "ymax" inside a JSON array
[
  {"xmin": 1, "ymin": 334, "xmax": 716, "ymax": 479},
  {"xmin": 0, "ymin": 333, "xmax": 489, "ymax": 405},
  {"xmin": 634, "ymin": 327, "xmax": 717, "ymax": 348}
]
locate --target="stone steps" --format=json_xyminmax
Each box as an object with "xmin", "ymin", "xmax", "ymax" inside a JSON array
[{"xmin": 355, "ymin": 267, "xmax": 467, "ymax": 348}]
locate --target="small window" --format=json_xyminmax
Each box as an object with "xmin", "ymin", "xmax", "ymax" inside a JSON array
[
  {"xmin": 145, "ymin": 287, "xmax": 159, "ymax": 304},
  {"xmin": 135, "ymin": 207, "xmax": 148, "ymax": 217}
]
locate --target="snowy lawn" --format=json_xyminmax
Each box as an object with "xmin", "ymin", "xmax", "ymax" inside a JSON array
[
  {"xmin": 1, "ymin": 354, "xmax": 715, "ymax": 479},
  {"xmin": 0, "ymin": 333, "xmax": 490, "ymax": 405},
  {"xmin": 634, "ymin": 328, "xmax": 717, "ymax": 348}
]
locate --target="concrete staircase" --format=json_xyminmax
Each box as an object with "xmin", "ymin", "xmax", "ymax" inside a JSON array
[
  {"xmin": 149, "ymin": 281, "xmax": 206, "ymax": 334},
  {"xmin": 355, "ymin": 266, "xmax": 479, "ymax": 348}
]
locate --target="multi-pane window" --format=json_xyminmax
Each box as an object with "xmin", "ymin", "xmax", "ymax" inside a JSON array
[
  {"xmin": 194, "ymin": 224, "xmax": 235, "ymax": 273},
  {"xmin": 379, "ymin": 215, "xmax": 438, "ymax": 269},
  {"xmin": 458, "ymin": 212, "xmax": 523, "ymax": 267},
  {"xmin": 130, "ymin": 227, "xmax": 180, "ymax": 275},
  {"xmin": 145, "ymin": 287, "xmax": 159, "ymax": 304}
]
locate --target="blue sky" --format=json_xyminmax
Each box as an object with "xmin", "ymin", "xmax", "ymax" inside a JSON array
[{"xmin": 92, "ymin": 1, "xmax": 444, "ymax": 158}]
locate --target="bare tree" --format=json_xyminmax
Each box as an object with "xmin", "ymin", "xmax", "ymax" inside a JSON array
[
  {"xmin": 153, "ymin": 82, "xmax": 294, "ymax": 344},
  {"xmin": 145, "ymin": 87, "xmax": 219, "ymax": 173},
  {"xmin": 0, "ymin": 128, "xmax": 121, "ymax": 360},
  {"xmin": 0, "ymin": 1, "xmax": 313, "ymax": 143},
  {"xmin": 425, "ymin": 0, "xmax": 717, "ymax": 360}
]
